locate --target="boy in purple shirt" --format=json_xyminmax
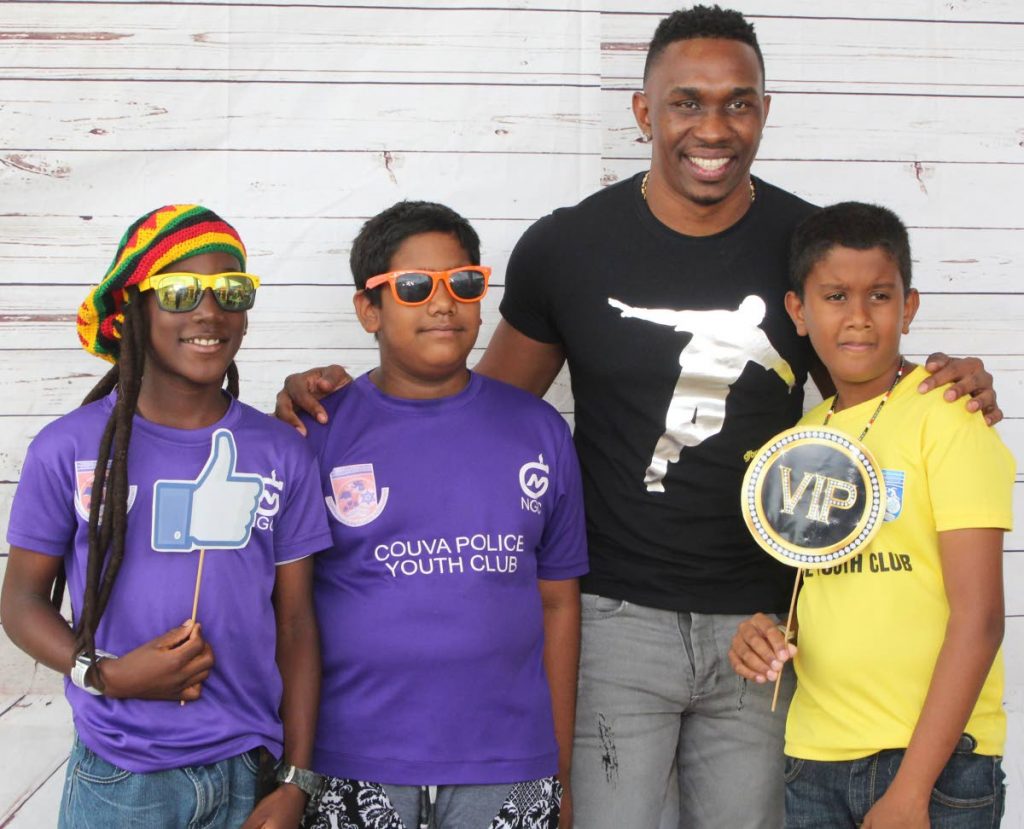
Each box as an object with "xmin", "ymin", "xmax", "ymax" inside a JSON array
[{"xmin": 300, "ymin": 201, "xmax": 588, "ymax": 829}]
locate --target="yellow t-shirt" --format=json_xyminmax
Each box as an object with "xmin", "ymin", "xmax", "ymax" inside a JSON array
[{"xmin": 785, "ymin": 366, "xmax": 1015, "ymax": 760}]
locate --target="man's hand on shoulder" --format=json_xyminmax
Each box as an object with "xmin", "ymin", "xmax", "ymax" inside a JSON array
[
  {"xmin": 274, "ymin": 365, "xmax": 352, "ymax": 435},
  {"xmin": 918, "ymin": 353, "xmax": 1002, "ymax": 426}
]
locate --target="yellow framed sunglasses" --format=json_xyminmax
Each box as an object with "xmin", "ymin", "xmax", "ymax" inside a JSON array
[{"xmin": 137, "ymin": 272, "xmax": 261, "ymax": 313}]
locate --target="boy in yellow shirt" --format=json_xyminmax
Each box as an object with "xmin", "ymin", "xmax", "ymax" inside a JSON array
[{"xmin": 729, "ymin": 201, "xmax": 1013, "ymax": 827}]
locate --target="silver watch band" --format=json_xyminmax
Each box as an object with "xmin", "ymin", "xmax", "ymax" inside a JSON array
[
  {"xmin": 70, "ymin": 650, "xmax": 117, "ymax": 696},
  {"xmin": 275, "ymin": 763, "xmax": 322, "ymax": 798}
]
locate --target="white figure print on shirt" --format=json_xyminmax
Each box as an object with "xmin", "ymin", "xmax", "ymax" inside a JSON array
[{"xmin": 608, "ymin": 295, "xmax": 795, "ymax": 493}]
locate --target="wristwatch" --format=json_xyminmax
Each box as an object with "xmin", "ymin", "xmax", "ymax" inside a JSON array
[
  {"xmin": 275, "ymin": 763, "xmax": 323, "ymax": 799},
  {"xmin": 70, "ymin": 650, "xmax": 118, "ymax": 696}
]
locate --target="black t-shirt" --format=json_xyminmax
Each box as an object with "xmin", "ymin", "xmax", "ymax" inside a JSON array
[{"xmin": 500, "ymin": 173, "xmax": 818, "ymax": 613}]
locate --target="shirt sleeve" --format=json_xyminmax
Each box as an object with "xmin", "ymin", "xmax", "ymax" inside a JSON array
[
  {"xmin": 535, "ymin": 422, "xmax": 589, "ymax": 580},
  {"xmin": 7, "ymin": 434, "xmax": 77, "ymax": 557},
  {"xmin": 923, "ymin": 401, "xmax": 1015, "ymax": 533},
  {"xmin": 273, "ymin": 439, "xmax": 333, "ymax": 565},
  {"xmin": 499, "ymin": 214, "xmax": 563, "ymax": 345}
]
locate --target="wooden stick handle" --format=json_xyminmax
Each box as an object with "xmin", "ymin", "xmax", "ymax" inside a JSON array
[
  {"xmin": 181, "ymin": 549, "xmax": 206, "ymax": 707},
  {"xmin": 189, "ymin": 548, "xmax": 206, "ymax": 624},
  {"xmin": 771, "ymin": 567, "xmax": 803, "ymax": 713}
]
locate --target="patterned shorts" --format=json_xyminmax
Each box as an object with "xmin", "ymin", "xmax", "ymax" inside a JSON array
[{"xmin": 303, "ymin": 775, "xmax": 561, "ymax": 829}]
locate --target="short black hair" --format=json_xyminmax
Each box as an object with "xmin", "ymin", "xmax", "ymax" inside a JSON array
[
  {"xmin": 789, "ymin": 202, "xmax": 912, "ymax": 297},
  {"xmin": 350, "ymin": 200, "xmax": 481, "ymax": 305},
  {"xmin": 644, "ymin": 5, "xmax": 764, "ymax": 84}
]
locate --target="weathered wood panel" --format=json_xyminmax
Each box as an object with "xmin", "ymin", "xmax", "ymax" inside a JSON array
[
  {"xmin": 0, "ymin": 3, "xmax": 599, "ymax": 83},
  {"xmin": 0, "ymin": 150, "xmax": 603, "ymax": 221},
  {"xmin": 5, "ymin": 755, "xmax": 65, "ymax": 828},
  {"xmin": 602, "ymin": 1, "xmax": 1022, "ymax": 22},
  {"xmin": 0, "ymin": 80, "xmax": 599, "ymax": 155},
  {"xmin": 0, "ymin": 696, "xmax": 73, "ymax": 822},
  {"xmin": 601, "ymin": 13, "xmax": 1024, "ymax": 90},
  {"xmin": 0, "ymin": 215, "xmax": 537, "ymax": 287}
]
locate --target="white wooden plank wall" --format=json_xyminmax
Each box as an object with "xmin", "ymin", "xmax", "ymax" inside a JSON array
[{"xmin": 0, "ymin": 1, "xmax": 1021, "ymax": 824}]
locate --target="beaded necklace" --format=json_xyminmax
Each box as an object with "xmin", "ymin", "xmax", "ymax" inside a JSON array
[{"xmin": 822, "ymin": 357, "xmax": 906, "ymax": 441}]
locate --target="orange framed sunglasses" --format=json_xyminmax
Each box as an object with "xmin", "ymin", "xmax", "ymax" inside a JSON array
[{"xmin": 364, "ymin": 266, "xmax": 491, "ymax": 307}]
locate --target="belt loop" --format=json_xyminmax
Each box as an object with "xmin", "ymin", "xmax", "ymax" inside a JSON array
[{"xmin": 418, "ymin": 785, "xmax": 431, "ymax": 828}]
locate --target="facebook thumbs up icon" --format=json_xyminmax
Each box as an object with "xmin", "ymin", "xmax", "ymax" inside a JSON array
[{"xmin": 152, "ymin": 429, "xmax": 265, "ymax": 552}]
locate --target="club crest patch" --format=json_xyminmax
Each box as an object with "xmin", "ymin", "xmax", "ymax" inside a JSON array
[
  {"xmin": 327, "ymin": 463, "xmax": 389, "ymax": 527},
  {"xmin": 74, "ymin": 460, "xmax": 137, "ymax": 521},
  {"xmin": 883, "ymin": 469, "xmax": 905, "ymax": 522}
]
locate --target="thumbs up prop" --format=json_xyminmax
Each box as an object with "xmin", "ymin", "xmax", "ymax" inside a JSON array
[{"xmin": 152, "ymin": 429, "xmax": 265, "ymax": 552}]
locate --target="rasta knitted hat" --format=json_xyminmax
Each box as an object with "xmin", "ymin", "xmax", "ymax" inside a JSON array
[{"xmin": 76, "ymin": 204, "xmax": 247, "ymax": 362}]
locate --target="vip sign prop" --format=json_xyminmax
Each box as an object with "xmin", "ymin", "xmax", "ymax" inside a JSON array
[
  {"xmin": 740, "ymin": 425, "xmax": 886, "ymax": 710},
  {"xmin": 741, "ymin": 426, "xmax": 885, "ymax": 569}
]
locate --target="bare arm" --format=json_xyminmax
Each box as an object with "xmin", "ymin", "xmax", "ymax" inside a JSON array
[
  {"xmin": 1, "ymin": 546, "xmax": 214, "ymax": 701},
  {"xmin": 475, "ymin": 320, "xmax": 565, "ymax": 398},
  {"xmin": 863, "ymin": 527, "xmax": 1004, "ymax": 828},
  {"xmin": 242, "ymin": 555, "xmax": 321, "ymax": 829},
  {"xmin": 538, "ymin": 577, "xmax": 581, "ymax": 829}
]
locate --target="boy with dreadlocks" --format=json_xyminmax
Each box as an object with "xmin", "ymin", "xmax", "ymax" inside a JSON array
[{"xmin": 1, "ymin": 205, "xmax": 332, "ymax": 829}]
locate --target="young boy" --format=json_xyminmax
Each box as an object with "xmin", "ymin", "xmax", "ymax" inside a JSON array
[
  {"xmin": 300, "ymin": 201, "xmax": 588, "ymax": 829},
  {"xmin": 729, "ymin": 202, "xmax": 1013, "ymax": 828}
]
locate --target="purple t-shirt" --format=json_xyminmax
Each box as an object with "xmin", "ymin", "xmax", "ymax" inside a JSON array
[
  {"xmin": 304, "ymin": 372, "xmax": 588, "ymax": 784},
  {"xmin": 7, "ymin": 393, "xmax": 332, "ymax": 773}
]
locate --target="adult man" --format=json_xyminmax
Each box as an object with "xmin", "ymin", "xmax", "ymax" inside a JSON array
[{"xmin": 279, "ymin": 7, "xmax": 999, "ymax": 827}]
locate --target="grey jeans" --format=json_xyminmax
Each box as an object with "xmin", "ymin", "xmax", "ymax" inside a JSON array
[{"xmin": 571, "ymin": 593, "xmax": 794, "ymax": 829}]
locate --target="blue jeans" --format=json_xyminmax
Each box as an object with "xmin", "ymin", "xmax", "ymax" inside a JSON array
[
  {"xmin": 571, "ymin": 594, "xmax": 794, "ymax": 829},
  {"xmin": 785, "ymin": 734, "xmax": 1006, "ymax": 828},
  {"xmin": 60, "ymin": 736, "xmax": 260, "ymax": 829}
]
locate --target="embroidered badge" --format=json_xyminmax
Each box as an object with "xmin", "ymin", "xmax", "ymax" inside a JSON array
[
  {"xmin": 74, "ymin": 460, "xmax": 137, "ymax": 521},
  {"xmin": 327, "ymin": 463, "xmax": 389, "ymax": 526},
  {"xmin": 882, "ymin": 469, "xmax": 905, "ymax": 522}
]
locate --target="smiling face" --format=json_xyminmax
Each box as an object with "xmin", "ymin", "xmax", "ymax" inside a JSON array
[
  {"xmin": 142, "ymin": 250, "xmax": 247, "ymax": 397},
  {"xmin": 354, "ymin": 231, "xmax": 481, "ymax": 398},
  {"xmin": 785, "ymin": 245, "xmax": 920, "ymax": 409},
  {"xmin": 634, "ymin": 37, "xmax": 769, "ymax": 218}
]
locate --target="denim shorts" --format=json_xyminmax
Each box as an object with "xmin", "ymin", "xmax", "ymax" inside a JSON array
[
  {"xmin": 59, "ymin": 736, "xmax": 260, "ymax": 829},
  {"xmin": 785, "ymin": 734, "xmax": 1006, "ymax": 828}
]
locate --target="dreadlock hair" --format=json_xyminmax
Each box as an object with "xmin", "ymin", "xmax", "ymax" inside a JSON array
[
  {"xmin": 68, "ymin": 289, "xmax": 240, "ymax": 663},
  {"xmin": 68, "ymin": 205, "xmax": 246, "ymax": 665}
]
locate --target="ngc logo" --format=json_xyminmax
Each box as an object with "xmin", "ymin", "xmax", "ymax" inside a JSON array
[{"xmin": 519, "ymin": 454, "xmax": 549, "ymax": 513}]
